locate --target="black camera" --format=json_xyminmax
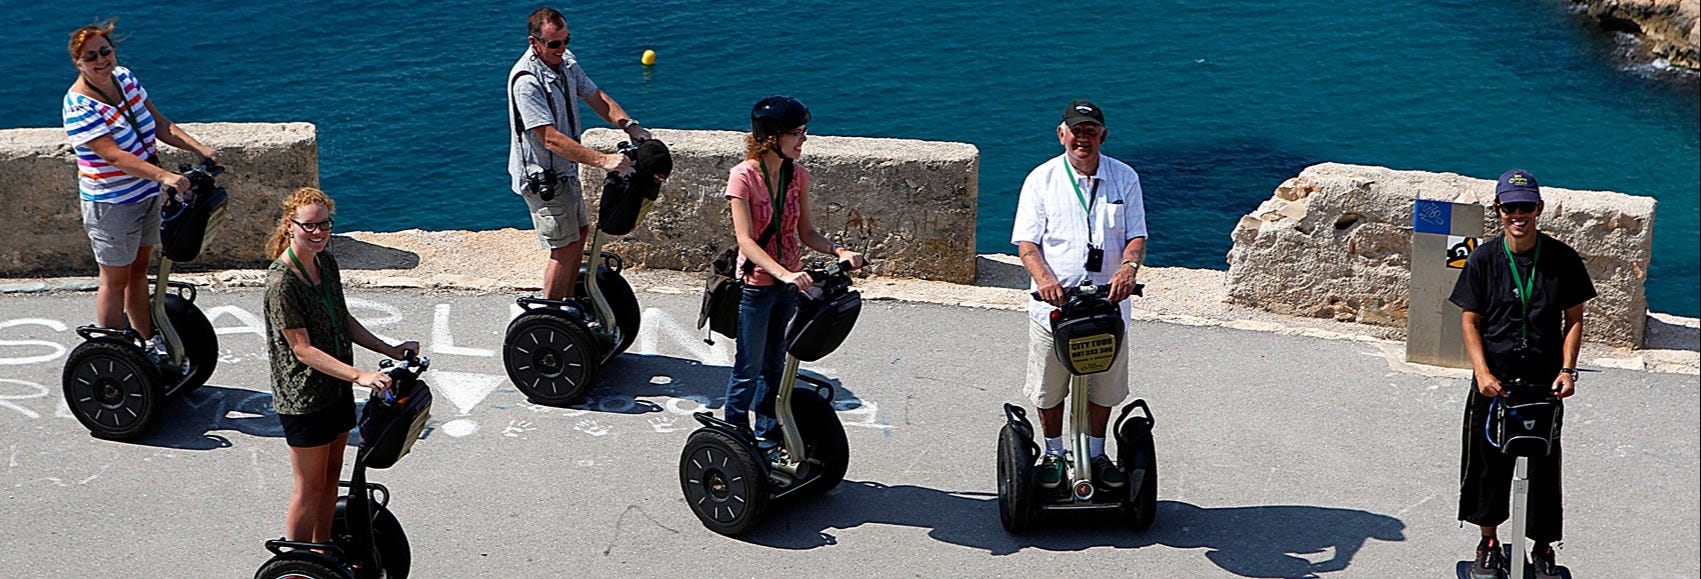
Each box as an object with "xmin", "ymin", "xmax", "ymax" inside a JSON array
[{"xmin": 526, "ymin": 169, "xmax": 559, "ymax": 201}]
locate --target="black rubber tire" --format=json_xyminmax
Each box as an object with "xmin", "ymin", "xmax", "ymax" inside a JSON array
[
  {"xmin": 62, "ymin": 339, "xmax": 162, "ymax": 440},
  {"xmin": 680, "ymin": 428, "xmax": 769, "ymax": 536},
  {"xmin": 577, "ymin": 264, "xmax": 641, "ymax": 359},
  {"xmin": 997, "ymin": 422, "xmax": 1037, "ymax": 533},
  {"xmin": 254, "ymin": 554, "xmax": 347, "ymax": 579},
  {"xmin": 162, "ymin": 293, "xmax": 218, "ymax": 393},
  {"xmin": 332, "ymin": 496, "xmax": 411, "ymax": 578},
  {"xmin": 503, "ymin": 310, "xmax": 600, "ymax": 406},
  {"xmin": 786, "ymin": 385, "xmax": 850, "ymax": 497},
  {"xmin": 1119, "ymin": 416, "xmax": 1158, "ymax": 531}
]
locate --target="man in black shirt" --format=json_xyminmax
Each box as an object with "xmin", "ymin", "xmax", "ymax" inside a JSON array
[{"xmin": 1449, "ymin": 169, "xmax": 1596, "ymax": 579}]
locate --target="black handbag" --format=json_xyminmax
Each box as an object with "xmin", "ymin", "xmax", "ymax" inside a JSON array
[{"xmin": 357, "ymin": 373, "xmax": 433, "ymax": 470}]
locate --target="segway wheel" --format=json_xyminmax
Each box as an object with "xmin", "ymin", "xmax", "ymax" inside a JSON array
[
  {"xmin": 163, "ymin": 293, "xmax": 219, "ymax": 393},
  {"xmin": 577, "ymin": 264, "xmax": 641, "ymax": 358},
  {"xmin": 787, "ymin": 385, "xmax": 849, "ymax": 497},
  {"xmin": 1119, "ymin": 414, "xmax": 1158, "ymax": 530},
  {"xmin": 997, "ymin": 422, "xmax": 1037, "ymax": 533},
  {"xmin": 504, "ymin": 310, "xmax": 600, "ymax": 406},
  {"xmin": 333, "ymin": 497, "xmax": 410, "ymax": 578},
  {"xmin": 680, "ymin": 429, "xmax": 769, "ymax": 535},
  {"xmin": 62, "ymin": 339, "xmax": 163, "ymax": 440},
  {"xmin": 254, "ymin": 553, "xmax": 346, "ymax": 579}
]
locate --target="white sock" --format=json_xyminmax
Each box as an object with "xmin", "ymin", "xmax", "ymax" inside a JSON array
[
  {"xmin": 1044, "ymin": 436, "xmax": 1064, "ymax": 456},
  {"xmin": 147, "ymin": 335, "xmax": 164, "ymax": 350},
  {"xmin": 1089, "ymin": 436, "xmax": 1106, "ymax": 458}
]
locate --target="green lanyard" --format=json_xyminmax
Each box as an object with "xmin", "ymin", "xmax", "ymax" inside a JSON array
[
  {"xmin": 1064, "ymin": 160, "xmax": 1101, "ymax": 245},
  {"xmin": 288, "ymin": 247, "xmax": 345, "ymax": 354},
  {"xmin": 756, "ymin": 159, "xmax": 790, "ymax": 250},
  {"xmin": 1501, "ymin": 237, "xmax": 1542, "ymax": 346}
]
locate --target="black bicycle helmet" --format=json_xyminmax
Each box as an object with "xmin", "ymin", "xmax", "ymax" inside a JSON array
[{"xmin": 751, "ymin": 95, "xmax": 811, "ymax": 144}]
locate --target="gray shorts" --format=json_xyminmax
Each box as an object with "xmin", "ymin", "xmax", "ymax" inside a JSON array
[
  {"xmin": 1023, "ymin": 319, "xmax": 1130, "ymax": 409},
  {"xmin": 81, "ymin": 195, "xmax": 162, "ymax": 267},
  {"xmin": 520, "ymin": 176, "xmax": 590, "ymax": 249}
]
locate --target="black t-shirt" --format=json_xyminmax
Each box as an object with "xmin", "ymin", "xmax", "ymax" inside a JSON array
[{"xmin": 1448, "ymin": 232, "xmax": 1597, "ymax": 381}]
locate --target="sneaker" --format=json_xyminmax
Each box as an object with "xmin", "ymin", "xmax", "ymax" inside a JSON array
[
  {"xmin": 1091, "ymin": 454, "xmax": 1127, "ymax": 489},
  {"xmin": 1034, "ymin": 453, "xmax": 1065, "ymax": 489},
  {"xmin": 1530, "ymin": 544, "xmax": 1560, "ymax": 579},
  {"xmin": 1469, "ymin": 536, "xmax": 1504, "ymax": 579},
  {"xmin": 144, "ymin": 337, "xmax": 169, "ymax": 368}
]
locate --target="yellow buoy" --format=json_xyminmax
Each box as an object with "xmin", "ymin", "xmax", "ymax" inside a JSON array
[{"xmin": 641, "ymin": 49, "xmax": 656, "ymax": 66}]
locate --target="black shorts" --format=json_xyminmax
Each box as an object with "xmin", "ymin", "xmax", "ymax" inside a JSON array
[{"xmin": 277, "ymin": 395, "xmax": 356, "ymax": 448}]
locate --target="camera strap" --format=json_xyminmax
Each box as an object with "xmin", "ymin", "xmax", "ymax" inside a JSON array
[{"xmin": 509, "ymin": 69, "xmax": 558, "ymax": 172}]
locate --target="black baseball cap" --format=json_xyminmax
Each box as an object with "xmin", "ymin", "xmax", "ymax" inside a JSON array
[
  {"xmin": 1062, "ymin": 100, "xmax": 1104, "ymax": 127},
  {"xmin": 1495, "ymin": 169, "xmax": 1541, "ymax": 204}
]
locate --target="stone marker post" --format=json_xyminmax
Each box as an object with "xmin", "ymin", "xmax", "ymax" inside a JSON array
[{"xmin": 1407, "ymin": 199, "xmax": 1483, "ymax": 368}]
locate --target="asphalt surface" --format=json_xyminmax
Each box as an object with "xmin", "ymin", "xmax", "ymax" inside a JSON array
[{"xmin": 0, "ymin": 286, "xmax": 1695, "ymax": 578}]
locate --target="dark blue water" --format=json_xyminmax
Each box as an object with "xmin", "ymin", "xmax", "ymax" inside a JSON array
[{"xmin": 5, "ymin": 1, "xmax": 1696, "ymax": 315}]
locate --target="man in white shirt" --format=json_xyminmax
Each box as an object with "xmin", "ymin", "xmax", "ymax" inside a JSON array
[{"xmin": 1010, "ymin": 100, "xmax": 1149, "ymax": 491}]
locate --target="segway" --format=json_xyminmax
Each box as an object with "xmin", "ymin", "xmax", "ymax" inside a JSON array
[
  {"xmin": 997, "ymin": 280, "xmax": 1157, "ymax": 533},
  {"xmin": 679, "ymin": 260, "xmax": 861, "ymax": 535},
  {"xmin": 61, "ymin": 160, "xmax": 228, "ymax": 440},
  {"xmin": 256, "ymin": 354, "xmax": 433, "ymax": 579},
  {"xmin": 1465, "ymin": 378, "xmax": 1565, "ymax": 579},
  {"xmin": 503, "ymin": 139, "xmax": 671, "ymax": 406}
]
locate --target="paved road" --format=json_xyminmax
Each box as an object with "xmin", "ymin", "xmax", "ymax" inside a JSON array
[{"xmin": 0, "ymin": 286, "xmax": 1695, "ymax": 577}]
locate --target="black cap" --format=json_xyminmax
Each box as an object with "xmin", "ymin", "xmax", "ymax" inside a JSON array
[{"xmin": 1062, "ymin": 100, "xmax": 1104, "ymax": 127}]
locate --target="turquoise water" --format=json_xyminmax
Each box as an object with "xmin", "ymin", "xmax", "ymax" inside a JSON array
[{"xmin": 4, "ymin": 1, "xmax": 1696, "ymax": 315}]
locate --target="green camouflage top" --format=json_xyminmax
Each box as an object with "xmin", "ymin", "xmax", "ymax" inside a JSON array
[{"xmin": 264, "ymin": 251, "xmax": 355, "ymax": 415}]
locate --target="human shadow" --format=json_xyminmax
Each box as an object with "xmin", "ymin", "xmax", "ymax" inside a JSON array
[
  {"xmin": 740, "ymin": 482, "xmax": 1404, "ymax": 578},
  {"xmin": 973, "ymin": 255, "xmax": 1030, "ymax": 289},
  {"xmin": 552, "ymin": 353, "xmax": 866, "ymax": 416},
  {"xmin": 329, "ymin": 234, "xmax": 421, "ymax": 270},
  {"xmin": 126, "ymin": 385, "xmax": 286, "ymax": 450},
  {"xmin": 1643, "ymin": 314, "xmax": 1699, "ymax": 352}
]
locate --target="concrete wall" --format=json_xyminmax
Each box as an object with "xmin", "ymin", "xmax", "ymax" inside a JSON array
[
  {"xmin": 1226, "ymin": 163, "xmax": 1656, "ymax": 347},
  {"xmin": 0, "ymin": 123, "xmax": 318, "ymax": 275},
  {"xmin": 577, "ymin": 128, "xmax": 980, "ymax": 283}
]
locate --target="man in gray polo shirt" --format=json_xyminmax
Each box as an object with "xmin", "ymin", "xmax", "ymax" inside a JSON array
[{"xmin": 507, "ymin": 7, "xmax": 652, "ymax": 304}]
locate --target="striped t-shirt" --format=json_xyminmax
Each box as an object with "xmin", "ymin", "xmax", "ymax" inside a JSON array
[{"xmin": 62, "ymin": 66, "xmax": 160, "ymax": 205}]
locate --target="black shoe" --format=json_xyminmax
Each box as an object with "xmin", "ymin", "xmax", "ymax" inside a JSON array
[
  {"xmin": 1469, "ymin": 536, "xmax": 1504, "ymax": 579},
  {"xmin": 1090, "ymin": 454, "xmax": 1126, "ymax": 489},
  {"xmin": 1530, "ymin": 544, "xmax": 1561, "ymax": 579}
]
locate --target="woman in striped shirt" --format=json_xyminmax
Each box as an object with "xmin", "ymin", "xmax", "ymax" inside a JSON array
[{"xmin": 62, "ymin": 20, "xmax": 220, "ymax": 360}]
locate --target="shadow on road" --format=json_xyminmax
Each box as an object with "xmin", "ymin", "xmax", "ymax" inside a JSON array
[
  {"xmin": 125, "ymin": 385, "xmax": 286, "ymax": 450},
  {"xmin": 552, "ymin": 353, "xmax": 866, "ymax": 416},
  {"xmin": 741, "ymin": 481, "xmax": 1405, "ymax": 578}
]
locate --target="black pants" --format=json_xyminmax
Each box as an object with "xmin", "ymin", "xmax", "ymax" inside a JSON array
[{"xmin": 1458, "ymin": 381, "xmax": 1563, "ymax": 543}]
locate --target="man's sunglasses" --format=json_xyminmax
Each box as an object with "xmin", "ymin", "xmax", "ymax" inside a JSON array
[
  {"xmin": 1496, "ymin": 202, "xmax": 1538, "ymax": 215},
  {"xmin": 291, "ymin": 218, "xmax": 335, "ymax": 232},
  {"xmin": 532, "ymin": 35, "xmax": 570, "ymax": 49},
  {"xmin": 79, "ymin": 46, "xmax": 113, "ymax": 62}
]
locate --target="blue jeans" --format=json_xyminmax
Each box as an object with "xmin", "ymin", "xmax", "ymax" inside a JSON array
[{"xmin": 724, "ymin": 283, "xmax": 795, "ymax": 446}]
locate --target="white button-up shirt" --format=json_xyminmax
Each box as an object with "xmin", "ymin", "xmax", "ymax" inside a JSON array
[{"xmin": 1011, "ymin": 153, "xmax": 1148, "ymax": 325}]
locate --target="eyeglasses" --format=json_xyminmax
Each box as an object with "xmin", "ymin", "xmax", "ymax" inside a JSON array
[
  {"xmin": 291, "ymin": 218, "xmax": 335, "ymax": 232},
  {"xmin": 532, "ymin": 35, "xmax": 570, "ymax": 49},
  {"xmin": 79, "ymin": 46, "xmax": 113, "ymax": 63},
  {"xmin": 1496, "ymin": 202, "xmax": 1538, "ymax": 215},
  {"xmin": 783, "ymin": 127, "xmax": 808, "ymax": 137}
]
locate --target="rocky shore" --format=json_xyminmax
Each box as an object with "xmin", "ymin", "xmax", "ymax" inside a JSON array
[{"xmin": 1574, "ymin": 0, "xmax": 1700, "ymax": 71}]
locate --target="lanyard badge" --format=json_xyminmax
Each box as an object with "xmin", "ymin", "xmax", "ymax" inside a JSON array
[{"xmin": 1065, "ymin": 161, "xmax": 1104, "ymax": 272}]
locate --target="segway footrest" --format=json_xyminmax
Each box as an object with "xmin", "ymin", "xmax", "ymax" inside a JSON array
[
  {"xmin": 264, "ymin": 538, "xmax": 345, "ymax": 558},
  {"xmin": 74, "ymin": 325, "xmax": 143, "ymax": 343},
  {"xmin": 691, "ymin": 412, "xmax": 759, "ymax": 446}
]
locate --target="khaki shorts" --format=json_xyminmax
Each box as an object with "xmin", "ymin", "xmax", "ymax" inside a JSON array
[
  {"xmin": 81, "ymin": 195, "xmax": 162, "ymax": 267},
  {"xmin": 1023, "ymin": 319, "xmax": 1129, "ymax": 409},
  {"xmin": 520, "ymin": 176, "xmax": 590, "ymax": 249}
]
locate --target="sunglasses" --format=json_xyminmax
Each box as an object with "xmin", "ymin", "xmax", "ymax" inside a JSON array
[
  {"xmin": 79, "ymin": 46, "xmax": 113, "ymax": 63},
  {"xmin": 1496, "ymin": 202, "xmax": 1538, "ymax": 215},
  {"xmin": 291, "ymin": 218, "xmax": 335, "ymax": 232},
  {"xmin": 783, "ymin": 127, "xmax": 808, "ymax": 137},
  {"xmin": 532, "ymin": 35, "xmax": 570, "ymax": 49}
]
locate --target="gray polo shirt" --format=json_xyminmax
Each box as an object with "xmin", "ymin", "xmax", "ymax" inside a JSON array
[{"xmin": 506, "ymin": 49, "xmax": 601, "ymax": 195}]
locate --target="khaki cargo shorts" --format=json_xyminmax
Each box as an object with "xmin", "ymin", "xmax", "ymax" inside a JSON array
[
  {"xmin": 520, "ymin": 176, "xmax": 589, "ymax": 249},
  {"xmin": 80, "ymin": 195, "xmax": 162, "ymax": 267}
]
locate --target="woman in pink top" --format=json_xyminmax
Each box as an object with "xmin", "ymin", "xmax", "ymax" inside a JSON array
[{"xmin": 722, "ymin": 96, "xmax": 863, "ymax": 450}]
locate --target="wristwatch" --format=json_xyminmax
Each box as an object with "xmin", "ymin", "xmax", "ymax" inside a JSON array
[
  {"xmin": 620, "ymin": 118, "xmax": 641, "ymax": 130},
  {"xmin": 1121, "ymin": 259, "xmax": 1140, "ymax": 271},
  {"xmin": 1560, "ymin": 367, "xmax": 1579, "ymax": 381}
]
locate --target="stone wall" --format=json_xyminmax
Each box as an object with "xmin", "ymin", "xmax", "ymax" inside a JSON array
[
  {"xmin": 1226, "ymin": 163, "xmax": 1656, "ymax": 347},
  {"xmin": 577, "ymin": 128, "xmax": 980, "ymax": 283},
  {"xmin": 0, "ymin": 123, "xmax": 318, "ymax": 275}
]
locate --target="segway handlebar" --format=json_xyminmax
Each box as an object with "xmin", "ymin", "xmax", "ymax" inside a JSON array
[
  {"xmin": 162, "ymin": 159, "xmax": 223, "ymax": 206},
  {"xmin": 803, "ymin": 259, "xmax": 862, "ymax": 298},
  {"xmin": 376, "ymin": 351, "xmax": 430, "ymax": 403},
  {"xmin": 1029, "ymin": 281, "xmax": 1144, "ymax": 302}
]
